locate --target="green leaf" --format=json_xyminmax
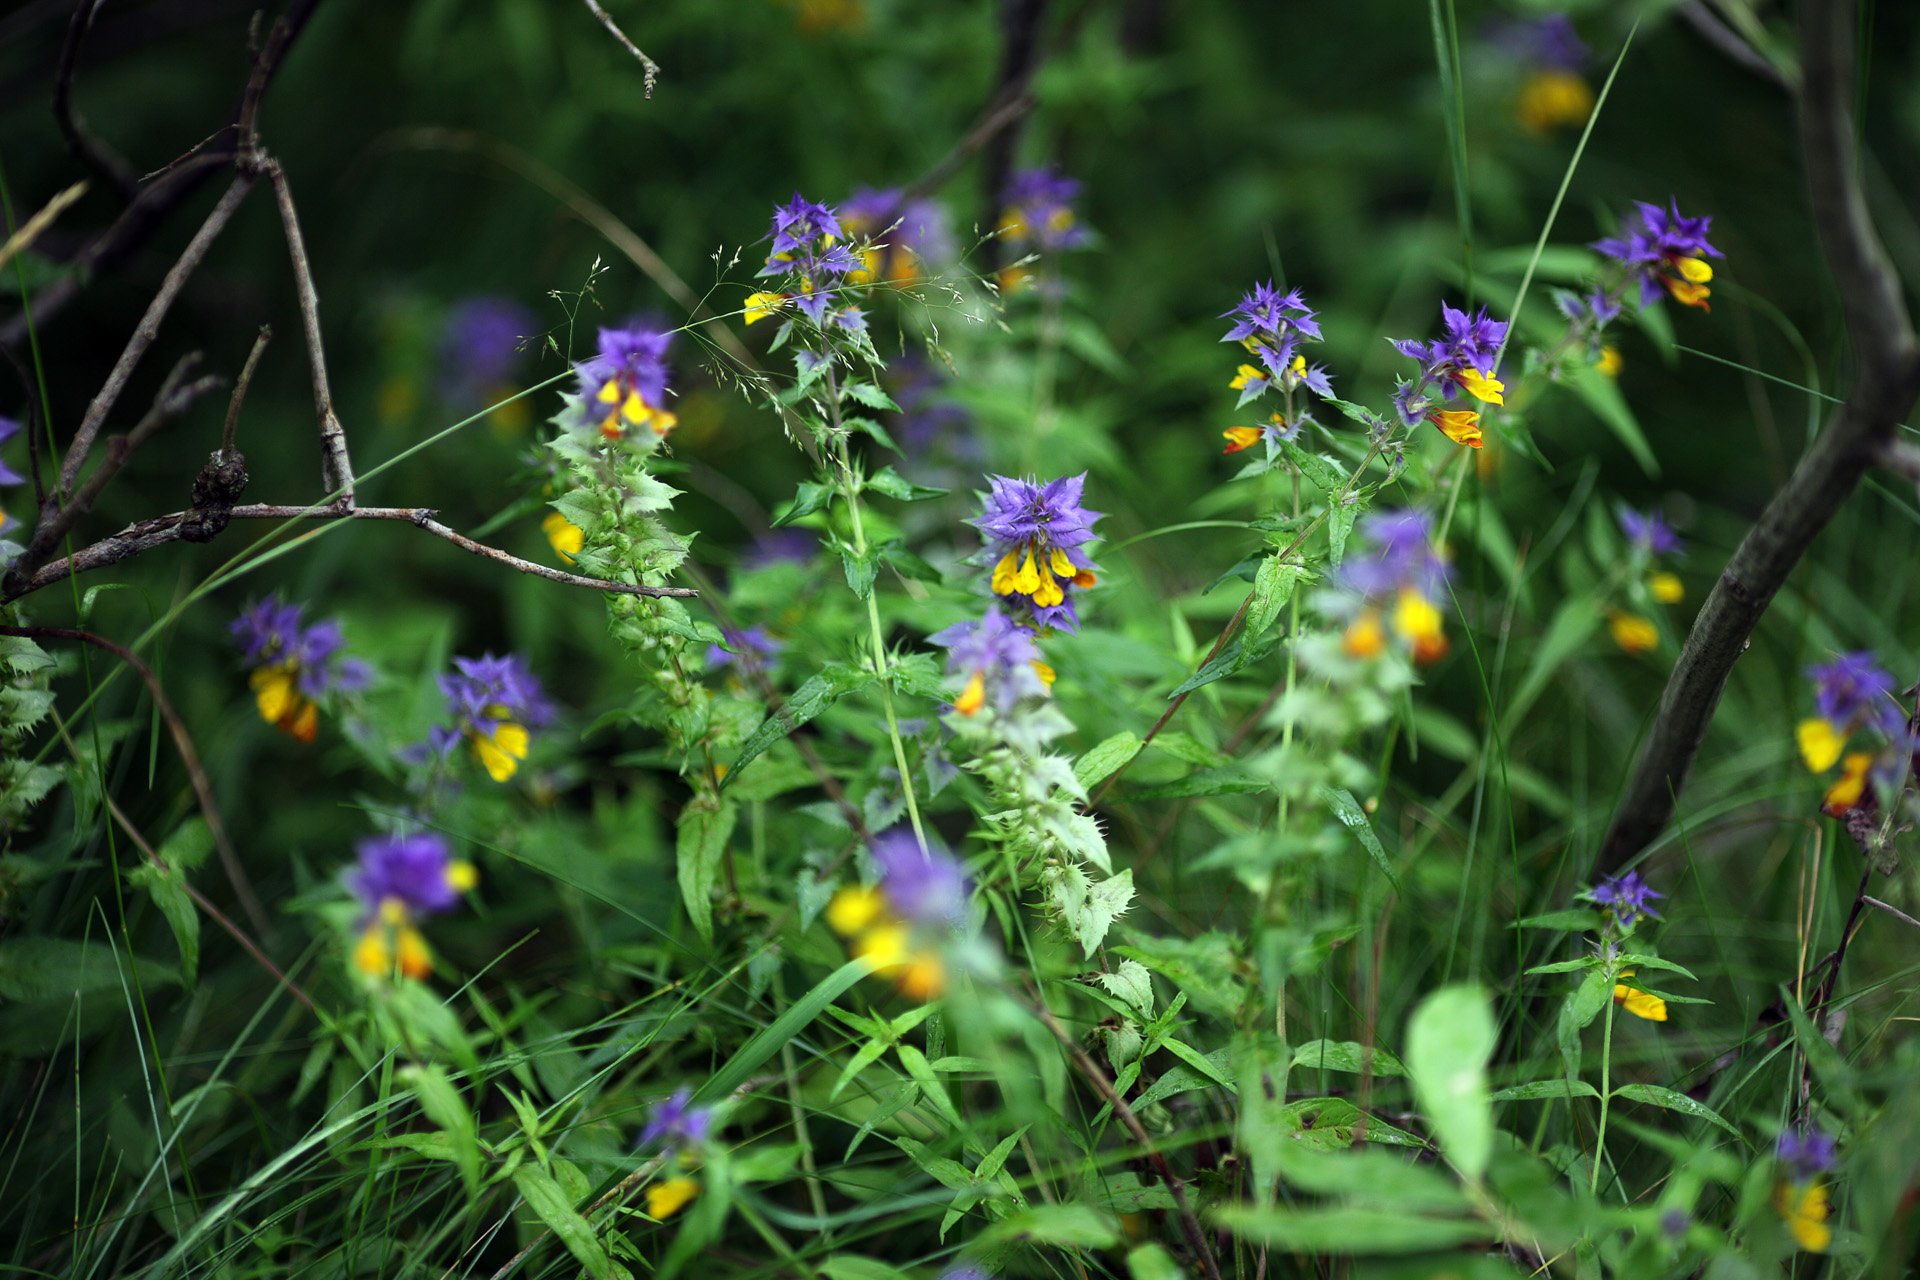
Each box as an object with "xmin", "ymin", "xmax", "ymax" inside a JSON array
[
  {"xmin": 976, "ymin": 1203, "xmax": 1120, "ymax": 1249},
  {"xmin": 1609, "ymin": 1083, "xmax": 1741, "ymax": 1138},
  {"xmin": 841, "ymin": 381, "xmax": 900, "ymax": 411},
  {"xmin": 1405, "ymin": 985, "xmax": 1496, "ymax": 1181},
  {"xmin": 1125, "ymin": 1243, "xmax": 1187, "ymax": 1280},
  {"xmin": 1491, "ymin": 1079, "xmax": 1601, "ymax": 1102},
  {"xmin": 1074, "ymin": 731, "xmax": 1144, "ymax": 789},
  {"xmin": 511, "ymin": 1165, "xmax": 625, "ymax": 1279},
  {"xmin": 1525, "ymin": 958, "xmax": 1600, "ymax": 975},
  {"xmin": 864, "ymin": 467, "xmax": 947, "ymax": 502},
  {"xmin": 1271, "ymin": 1143, "xmax": 1468, "ymax": 1210},
  {"xmin": 1095, "ymin": 958, "xmax": 1155, "ymax": 1019},
  {"xmin": 895, "ymin": 1044, "xmax": 961, "ymax": 1127},
  {"xmin": 1291, "ymin": 1039, "xmax": 1408, "ymax": 1077},
  {"xmin": 1312, "ymin": 785, "xmax": 1401, "ymax": 893},
  {"xmin": 1129, "ymin": 769, "xmax": 1268, "ymax": 801},
  {"xmin": 129, "ymin": 822, "xmax": 209, "ymax": 986},
  {"xmin": 820, "ymin": 1259, "xmax": 915, "ymax": 1280},
  {"xmin": 1512, "ymin": 908, "xmax": 1603, "ymax": 931},
  {"xmin": 1568, "ymin": 363, "xmax": 1658, "ymax": 478},
  {"xmin": 840, "ymin": 545, "xmax": 880, "ymax": 599},
  {"xmin": 405, "ymin": 1064, "xmax": 479, "ymax": 1194},
  {"xmin": 1244, "ymin": 556, "xmax": 1303, "ymax": 640},
  {"xmin": 1614, "ymin": 953, "xmax": 1699, "ymax": 981},
  {"xmin": 726, "ymin": 664, "xmax": 877, "ymax": 783},
  {"xmin": 696, "ymin": 958, "xmax": 875, "ymax": 1105},
  {"xmin": 0, "ymin": 937, "xmax": 177, "ymax": 1003},
  {"xmin": 772, "ymin": 479, "xmax": 837, "ymax": 527},
  {"xmin": 676, "ymin": 799, "xmax": 737, "ymax": 944},
  {"xmin": 1214, "ymin": 1205, "xmax": 1488, "ymax": 1255},
  {"xmin": 1276, "ymin": 1097, "xmax": 1425, "ymax": 1151}
]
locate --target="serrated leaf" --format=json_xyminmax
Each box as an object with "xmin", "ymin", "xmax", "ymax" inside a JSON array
[
  {"xmin": 841, "ymin": 381, "xmax": 900, "ymax": 411},
  {"xmin": 1074, "ymin": 731, "xmax": 1143, "ymax": 789},
  {"xmin": 1096, "ymin": 959, "xmax": 1154, "ymax": 1018},
  {"xmin": 773, "ymin": 479, "xmax": 836, "ymax": 527},
  {"xmin": 1244, "ymin": 555, "xmax": 1303, "ymax": 640}
]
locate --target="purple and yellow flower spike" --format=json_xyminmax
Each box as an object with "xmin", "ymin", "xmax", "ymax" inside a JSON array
[
  {"xmin": 972, "ymin": 474, "xmax": 1101, "ymax": 632},
  {"xmin": 432, "ymin": 654, "xmax": 554, "ymax": 782},
  {"xmin": 1594, "ymin": 200, "xmax": 1724, "ymax": 312},
  {"xmin": 1337, "ymin": 511, "xmax": 1452, "ymax": 664},
  {"xmin": 1390, "ymin": 303, "xmax": 1510, "ymax": 449},
  {"xmin": 575, "ymin": 324, "xmax": 676, "ymax": 440},
  {"xmin": 347, "ymin": 832, "xmax": 474, "ymax": 980},
  {"xmin": 230, "ymin": 597, "xmax": 370, "ymax": 742},
  {"xmin": 1773, "ymin": 1128, "xmax": 1837, "ymax": 1252},
  {"xmin": 1796, "ymin": 651, "xmax": 1899, "ymax": 774}
]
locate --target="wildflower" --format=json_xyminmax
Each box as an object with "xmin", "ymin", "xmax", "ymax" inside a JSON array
[
  {"xmin": 930, "ymin": 608, "xmax": 1051, "ymax": 718},
  {"xmin": 1650, "ymin": 572, "xmax": 1684, "ymax": 604},
  {"xmin": 973, "ymin": 474, "xmax": 1102, "ymax": 631},
  {"xmin": 1491, "ymin": 14, "xmax": 1594, "ymax": 134},
  {"xmin": 542, "ymin": 511, "xmax": 585, "ymax": 561},
  {"xmin": 1337, "ymin": 510, "xmax": 1451, "ymax": 663},
  {"xmin": 646, "ymin": 1176, "xmax": 701, "ymax": 1220},
  {"xmin": 743, "ymin": 291, "xmax": 787, "ymax": 325},
  {"xmin": 1797, "ymin": 651, "xmax": 1901, "ymax": 772},
  {"xmin": 434, "ymin": 654, "xmax": 554, "ymax": 782},
  {"xmin": 1586, "ymin": 869, "xmax": 1662, "ymax": 930},
  {"xmin": 640, "ymin": 1085, "xmax": 715, "ymax": 1152},
  {"xmin": 827, "ymin": 829, "xmax": 965, "ymax": 1000},
  {"xmin": 1609, "ymin": 611, "xmax": 1659, "ymax": 655},
  {"xmin": 439, "ymin": 296, "xmax": 535, "ymax": 404},
  {"xmin": 1596, "ymin": 345, "xmax": 1623, "ymax": 378},
  {"xmin": 1774, "ymin": 1128, "xmax": 1837, "ymax": 1252},
  {"xmin": 1391, "ymin": 303, "xmax": 1509, "ymax": 448},
  {"xmin": 840, "ymin": 186, "xmax": 956, "ymax": 283},
  {"xmin": 758, "ymin": 194, "xmax": 862, "ymax": 324},
  {"xmin": 230, "ymin": 598, "xmax": 371, "ymax": 742},
  {"xmin": 1821, "ymin": 751, "xmax": 1875, "ymax": 817},
  {"xmin": 1517, "ymin": 69, "xmax": 1594, "ymax": 133},
  {"xmin": 705, "ymin": 625, "xmax": 782, "ymax": 679},
  {"xmin": 1593, "ymin": 200, "xmax": 1724, "ymax": 311},
  {"xmin": 1611, "ymin": 971, "xmax": 1668, "ymax": 1022},
  {"xmin": 1221, "ymin": 282, "xmax": 1326, "ymax": 392},
  {"xmin": 1222, "ymin": 425, "xmax": 1264, "ymax": 454},
  {"xmin": 575, "ymin": 324, "xmax": 677, "ymax": 440},
  {"xmin": 346, "ymin": 832, "xmax": 474, "ymax": 979},
  {"xmin": 1619, "ymin": 507, "xmax": 1683, "ymax": 556},
  {"xmin": 998, "ymin": 167, "xmax": 1088, "ymax": 255},
  {"xmin": 0, "ymin": 414, "xmax": 23, "ymax": 532}
]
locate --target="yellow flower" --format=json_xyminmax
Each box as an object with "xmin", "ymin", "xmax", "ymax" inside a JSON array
[
  {"xmin": 1612, "ymin": 970, "xmax": 1668, "ymax": 1022},
  {"xmin": 1609, "ymin": 612, "xmax": 1659, "ymax": 655},
  {"xmin": 542, "ymin": 512, "xmax": 585, "ymax": 562},
  {"xmin": 1392, "ymin": 589, "xmax": 1449, "ymax": 664},
  {"xmin": 825, "ymin": 885, "xmax": 885, "ymax": 938},
  {"xmin": 743, "ymin": 291, "xmax": 787, "ymax": 324},
  {"xmin": 354, "ymin": 914, "xmax": 434, "ymax": 980},
  {"xmin": 470, "ymin": 719, "xmax": 529, "ymax": 782},
  {"xmin": 1649, "ymin": 571, "xmax": 1684, "ymax": 604},
  {"xmin": 1821, "ymin": 751, "xmax": 1874, "ymax": 817},
  {"xmin": 1797, "ymin": 717, "xmax": 1845, "ymax": 773},
  {"xmin": 1428, "ymin": 409, "xmax": 1483, "ymax": 449},
  {"xmin": 1342, "ymin": 611, "xmax": 1386, "ymax": 660},
  {"xmin": 1229, "ymin": 364, "xmax": 1266, "ymax": 392},
  {"xmin": 953, "ymin": 671, "xmax": 986, "ymax": 717},
  {"xmin": 1030, "ymin": 660, "xmax": 1056, "ymax": 687},
  {"xmin": 251, "ymin": 666, "xmax": 319, "ymax": 742},
  {"xmin": 1515, "ymin": 69, "xmax": 1594, "ymax": 134},
  {"xmin": 1221, "ymin": 425, "xmax": 1262, "ymax": 454},
  {"xmin": 1454, "ymin": 367, "xmax": 1505, "ymax": 406},
  {"xmin": 1596, "ymin": 345, "xmax": 1623, "ymax": 378},
  {"xmin": 1773, "ymin": 1179, "xmax": 1831, "ymax": 1253},
  {"xmin": 1663, "ymin": 275, "xmax": 1711, "ymax": 311},
  {"xmin": 646, "ymin": 1175, "xmax": 700, "ymax": 1221}
]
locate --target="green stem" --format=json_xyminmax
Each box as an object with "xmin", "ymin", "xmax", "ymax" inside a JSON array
[{"xmin": 1590, "ymin": 980, "xmax": 1616, "ymax": 1195}]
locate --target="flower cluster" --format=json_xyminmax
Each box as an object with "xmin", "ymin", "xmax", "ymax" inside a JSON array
[
  {"xmin": 1489, "ymin": 13, "xmax": 1593, "ymax": 134},
  {"xmin": 839, "ymin": 186, "xmax": 956, "ymax": 285},
  {"xmin": 639, "ymin": 1086, "xmax": 717, "ymax": 1220},
  {"xmin": 974, "ymin": 474, "xmax": 1101, "ymax": 632},
  {"xmin": 439, "ymin": 295, "xmax": 535, "ymax": 407},
  {"xmin": 1333, "ymin": 510, "xmax": 1452, "ymax": 664},
  {"xmin": 1580, "ymin": 870, "xmax": 1670, "ymax": 1022},
  {"xmin": 827, "ymin": 830, "xmax": 968, "ymax": 999},
  {"xmin": 429, "ymin": 654, "xmax": 554, "ymax": 783},
  {"xmin": 996, "ymin": 166, "xmax": 1088, "ymax": 291},
  {"xmin": 1593, "ymin": 200, "xmax": 1723, "ymax": 312},
  {"xmin": 574, "ymin": 323, "xmax": 677, "ymax": 441},
  {"xmin": 1218, "ymin": 282, "xmax": 1333, "ymax": 456},
  {"xmin": 746, "ymin": 194, "xmax": 864, "ymax": 329},
  {"xmin": 1797, "ymin": 651, "xmax": 1910, "ymax": 819},
  {"xmin": 230, "ymin": 598, "xmax": 371, "ymax": 742},
  {"xmin": 1390, "ymin": 302, "xmax": 1509, "ymax": 449},
  {"xmin": 1608, "ymin": 507, "xmax": 1686, "ymax": 655},
  {"xmin": 931, "ymin": 608, "xmax": 1053, "ymax": 721},
  {"xmin": 706, "ymin": 625, "xmax": 782, "ymax": 682},
  {"xmin": 347, "ymin": 832, "xmax": 475, "ymax": 980},
  {"xmin": 1774, "ymin": 1127, "xmax": 1837, "ymax": 1253}
]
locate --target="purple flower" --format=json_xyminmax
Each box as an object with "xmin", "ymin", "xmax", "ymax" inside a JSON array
[
  {"xmin": 706, "ymin": 624, "xmax": 782, "ymax": 675},
  {"xmin": 743, "ymin": 529, "xmax": 817, "ymax": 569},
  {"xmin": 347, "ymin": 832, "xmax": 467, "ymax": 921},
  {"xmin": 575, "ymin": 323, "xmax": 676, "ymax": 439},
  {"xmin": 871, "ymin": 828, "xmax": 968, "ymax": 927},
  {"xmin": 440, "ymin": 297, "xmax": 536, "ymax": 401},
  {"xmin": 1339, "ymin": 510, "xmax": 1450, "ymax": 602},
  {"xmin": 1586, "ymin": 870, "xmax": 1662, "ymax": 929},
  {"xmin": 1486, "ymin": 13, "xmax": 1588, "ymax": 71},
  {"xmin": 1593, "ymin": 200, "xmax": 1723, "ymax": 310},
  {"xmin": 1776, "ymin": 1128, "xmax": 1837, "ymax": 1183},
  {"xmin": 768, "ymin": 194, "xmax": 844, "ymax": 258},
  {"xmin": 230, "ymin": 597, "xmax": 371, "ymax": 698},
  {"xmin": 0, "ymin": 414, "xmax": 24, "ymax": 488},
  {"xmin": 930, "ymin": 607, "xmax": 1050, "ymax": 716},
  {"xmin": 440, "ymin": 654, "xmax": 554, "ymax": 731},
  {"xmin": 1618, "ymin": 507, "xmax": 1683, "ymax": 556},
  {"xmin": 973, "ymin": 474, "xmax": 1102, "ymax": 631},
  {"xmin": 939, "ymin": 1268, "xmax": 991, "ymax": 1280},
  {"xmin": 1807, "ymin": 652, "xmax": 1900, "ymax": 734},
  {"xmin": 640, "ymin": 1086, "xmax": 715, "ymax": 1152},
  {"xmin": 1222, "ymin": 281, "xmax": 1323, "ymax": 348},
  {"xmin": 760, "ymin": 194, "xmax": 862, "ymax": 324},
  {"xmin": 840, "ymin": 186, "xmax": 957, "ymax": 272},
  {"xmin": 1000, "ymin": 167, "xmax": 1089, "ymax": 254}
]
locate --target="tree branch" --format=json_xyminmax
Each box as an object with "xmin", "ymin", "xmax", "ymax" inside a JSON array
[
  {"xmin": 1597, "ymin": 0, "xmax": 1920, "ymax": 872},
  {"xmin": 53, "ymin": 0, "xmax": 138, "ymax": 200},
  {"xmin": 3, "ymin": 504, "xmax": 700, "ymax": 603},
  {"xmin": 581, "ymin": 0, "xmax": 659, "ymax": 98}
]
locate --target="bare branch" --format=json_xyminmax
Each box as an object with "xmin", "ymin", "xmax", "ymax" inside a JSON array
[
  {"xmin": 3, "ymin": 623, "xmax": 273, "ymax": 940},
  {"xmin": 53, "ymin": 0, "xmax": 137, "ymax": 199},
  {"xmin": 4, "ymin": 503, "xmax": 700, "ymax": 603},
  {"xmin": 582, "ymin": 0, "xmax": 660, "ymax": 98},
  {"xmin": 221, "ymin": 324, "xmax": 273, "ymax": 455},
  {"xmin": 1863, "ymin": 895, "xmax": 1920, "ymax": 932},
  {"xmin": 1598, "ymin": 0, "xmax": 1920, "ymax": 871}
]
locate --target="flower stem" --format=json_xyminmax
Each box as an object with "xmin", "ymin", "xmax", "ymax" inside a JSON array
[{"xmin": 1591, "ymin": 982, "xmax": 1617, "ymax": 1195}]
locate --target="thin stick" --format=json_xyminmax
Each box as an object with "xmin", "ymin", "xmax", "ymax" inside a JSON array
[
  {"xmin": 1031, "ymin": 1000, "xmax": 1223, "ymax": 1280},
  {"xmin": 582, "ymin": 0, "xmax": 660, "ymax": 97},
  {"xmin": 0, "ymin": 181, "xmax": 87, "ymax": 276},
  {"xmin": 1598, "ymin": 0, "xmax": 1920, "ymax": 871},
  {"xmin": 257, "ymin": 159, "xmax": 354, "ymax": 504},
  {"xmin": 221, "ymin": 324, "xmax": 273, "ymax": 455},
  {"xmin": 4, "ymin": 503, "xmax": 700, "ymax": 603},
  {"xmin": 53, "ymin": 0, "xmax": 136, "ymax": 200},
  {"xmin": 2, "ymin": 624, "xmax": 272, "ymax": 940}
]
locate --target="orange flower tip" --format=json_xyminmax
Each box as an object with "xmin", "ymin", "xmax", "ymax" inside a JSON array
[
  {"xmin": 1427, "ymin": 410, "xmax": 1483, "ymax": 449},
  {"xmin": 1071, "ymin": 569, "xmax": 1097, "ymax": 588},
  {"xmin": 953, "ymin": 670, "xmax": 987, "ymax": 717},
  {"xmin": 1221, "ymin": 426, "xmax": 1262, "ymax": 454},
  {"xmin": 1412, "ymin": 633, "xmax": 1450, "ymax": 665}
]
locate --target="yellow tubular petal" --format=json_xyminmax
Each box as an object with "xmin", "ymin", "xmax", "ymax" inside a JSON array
[
  {"xmin": 1674, "ymin": 255, "xmax": 1714, "ymax": 283},
  {"xmin": 1613, "ymin": 984, "xmax": 1668, "ymax": 1022},
  {"xmin": 445, "ymin": 860, "xmax": 479, "ymax": 892},
  {"xmin": 1221, "ymin": 426, "xmax": 1262, "ymax": 454},
  {"xmin": 953, "ymin": 671, "xmax": 986, "ymax": 716},
  {"xmin": 1596, "ymin": 346, "xmax": 1623, "ymax": 378},
  {"xmin": 353, "ymin": 926, "xmax": 391, "ymax": 977},
  {"xmin": 1343, "ymin": 612, "xmax": 1385, "ymax": 659},
  {"xmin": 646, "ymin": 1176, "xmax": 701, "ymax": 1221},
  {"xmin": 1649, "ymin": 571, "xmax": 1684, "ymax": 604},
  {"xmin": 1048, "ymin": 546, "xmax": 1075, "ymax": 577},
  {"xmin": 1391, "ymin": 589, "xmax": 1444, "ymax": 647},
  {"xmin": 1428, "ymin": 410, "xmax": 1483, "ymax": 448},
  {"xmin": 542, "ymin": 512, "xmax": 585, "ymax": 561},
  {"xmin": 1609, "ymin": 613, "xmax": 1659, "ymax": 655},
  {"xmin": 1030, "ymin": 660, "xmax": 1055, "ymax": 687},
  {"xmin": 1229, "ymin": 364, "xmax": 1262, "ymax": 391},
  {"xmin": 1797, "ymin": 718, "xmax": 1845, "ymax": 773},
  {"xmin": 854, "ymin": 922, "xmax": 911, "ymax": 973},
  {"xmin": 1664, "ymin": 277, "xmax": 1711, "ymax": 310},
  {"xmin": 472, "ymin": 721, "xmax": 529, "ymax": 782},
  {"xmin": 1012, "ymin": 549, "xmax": 1042, "ymax": 595},
  {"xmin": 252, "ymin": 666, "xmax": 298, "ymax": 726},
  {"xmin": 825, "ymin": 885, "xmax": 884, "ymax": 937},
  {"xmin": 283, "ymin": 699, "xmax": 319, "ymax": 743},
  {"xmin": 991, "ymin": 551, "xmax": 1021, "ymax": 596},
  {"xmin": 1774, "ymin": 1181, "xmax": 1831, "ymax": 1253},
  {"xmin": 596, "ymin": 379, "xmax": 621, "ymax": 404},
  {"xmin": 1822, "ymin": 752, "xmax": 1874, "ymax": 817},
  {"xmin": 396, "ymin": 925, "xmax": 433, "ymax": 979},
  {"xmin": 1455, "ymin": 368, "xmax": 1505, "ymax": 406},
  {"xmin": 1031, "ymin": 572, "xmax": 1064, "ymax": 608}
]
